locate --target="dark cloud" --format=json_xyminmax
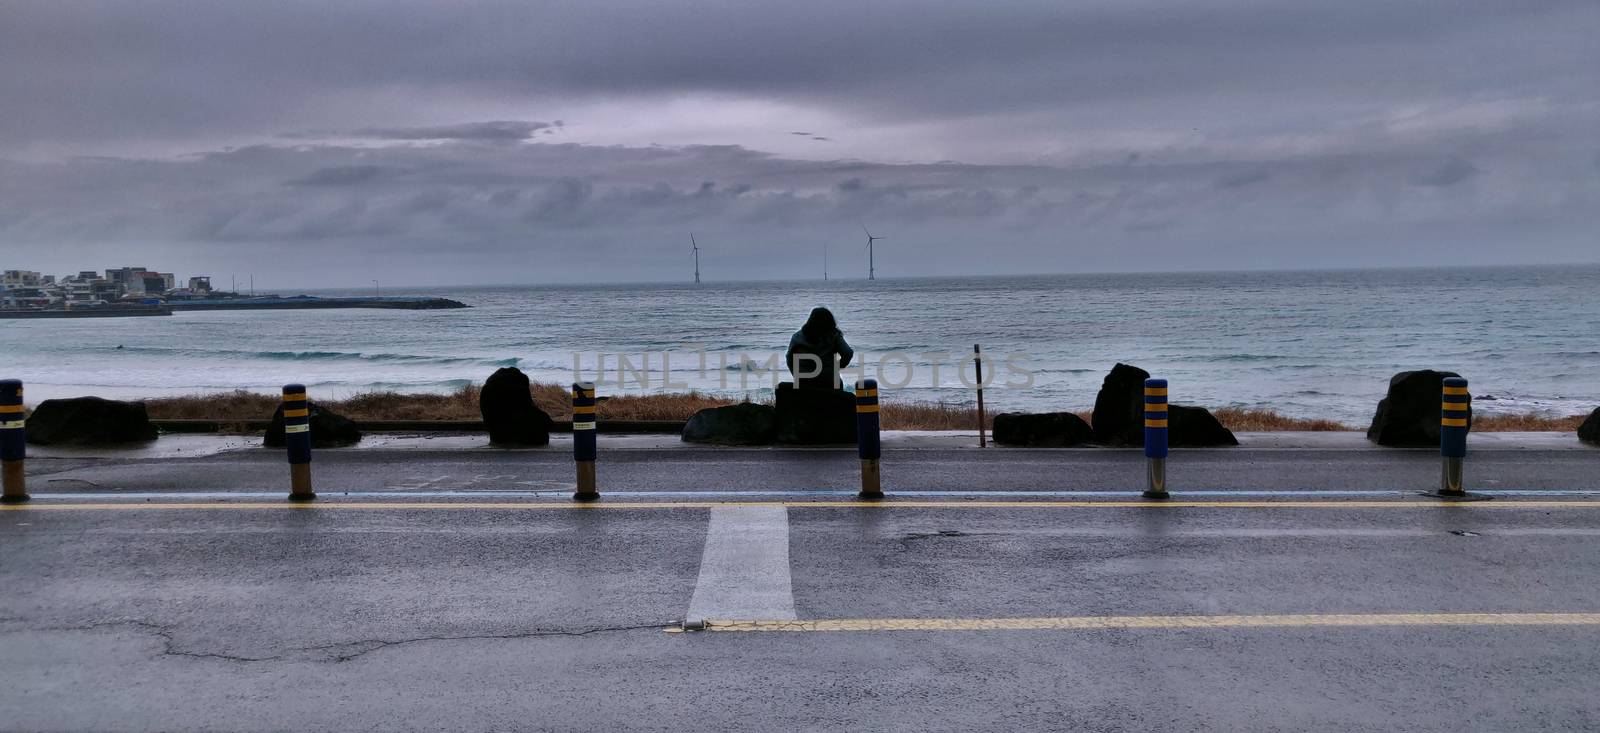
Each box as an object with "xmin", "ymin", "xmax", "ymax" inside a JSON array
[
  {"xmin": 1215, "ymin": 169, "xmax": 1271, "ymax": 189},
  {"xmin": 1, "ymin": 1, "xmax": 1593, "ymax": 146},
  {"xmin": 287, "ymin": 165, "xmax": 387, "ymax": 186},
  {"xmin": 3, "ymin": 126, "xmax": 1592, "ymax": 273},
  {"xmin": 1413, "ymin": 157, "xmax": 1480, "ymax": 187}
]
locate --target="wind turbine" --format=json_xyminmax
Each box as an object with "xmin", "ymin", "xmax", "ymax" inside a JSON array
[
  {"xmin": 690, "ymin": 233, "xmax": 701, "ymax": 284},
  {"xmin": 823, "ymin": 241, "xmax": 829, "ymax": 281},
  {"xmin": 862, "ymin": 225, "xmax": 884, "ymax": 281}
]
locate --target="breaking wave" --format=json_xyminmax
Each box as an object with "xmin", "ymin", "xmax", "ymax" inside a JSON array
[{"xmin": 102, "ymin": 345, "xmax": 518, "ymax": 367}]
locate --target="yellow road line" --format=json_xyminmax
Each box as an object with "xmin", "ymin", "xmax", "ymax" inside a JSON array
[
  {"xmin": 5, "ymin": 499, "xmax": 1600, "ymax": 512},
  {"xmin": 682, "ymin": 612, "xmax": 1600, "ymax": 633}
]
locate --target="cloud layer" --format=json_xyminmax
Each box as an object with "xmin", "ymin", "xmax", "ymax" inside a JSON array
[{"xmin": 0, "ymin": 1, "xmax": 1595, "ymax": 285}]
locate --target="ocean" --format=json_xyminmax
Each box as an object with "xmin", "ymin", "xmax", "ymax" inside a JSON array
[{"xmin": 3, "ymin": 266, "xmax": 1596, "ymax": 425}]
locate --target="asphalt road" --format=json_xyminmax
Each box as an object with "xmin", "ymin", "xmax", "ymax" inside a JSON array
[
  {"xmin": 4, "ymin": 498, "xmax": 1600, "ymax": 731},
  {"xmin": 21, "ymin": 443, "xmax": 1600, "ymax": 496}
]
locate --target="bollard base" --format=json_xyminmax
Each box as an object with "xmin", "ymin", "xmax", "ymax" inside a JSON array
[
  {"xmin": 574, "ymin": 461, "xmax": 599, "ymax": 502},
  {"xmin": 1144, "ymin": 458, "xmax": 1168, "ymax": 500},
  {"xmin": 859, "ymin": 459, "xmax": 883, "ymax": 500},
  {"xmin": 3, "ymin": 460, "xmax": 29, "ymax": 503},
  {"xmin": 1425, "ymin": 490, "xmax": 1490, "ymax": 502},
  {"xmin": 1438, "ymin": 458, "xmax": 1466, "ymax": 498},
  {"xmin": 288, "ymin": 463, "xmax": 314, "ymax": 501}
]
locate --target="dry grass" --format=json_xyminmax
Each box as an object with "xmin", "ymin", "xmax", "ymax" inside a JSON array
[
  {"xmin": 143, "ymin": 388, "xmax": 487, "ymax": 421},
  {"xmin": 330, "ymin": 386, "xmax": 483, "ymax": 420},
  {"xmin": 143, "ymin": 384, "xmax": 741, "ymax": 423},
  {"xmin": 138, "ymin": 386, "xmax": 1589, "ymax": 432},
  {"xmin": 143, "ymin": 390, "xmax": 283, "ymax": 420},
  {"xmin": 529, "ymin": 382, "xmax": 570, "ymax": 416},
  {"xmin": 1210, "ymin": 407, "xmax": 1353, "ymax": 432},
  {"xmin": 592, "ymin": 391, "xmax": 742, "ymax": 421},
  {"xmin": 1472, "ymin": 412, "xmax": 1588, "ymax": 432},
  {"xmin": 881, "ymin": 402, "xmax": 989, "ymax": 431}
]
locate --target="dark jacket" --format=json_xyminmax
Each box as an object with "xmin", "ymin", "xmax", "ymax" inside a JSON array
[{"xmin": 786, "ymin": 310, "xmax": 853, "ymax": 389}]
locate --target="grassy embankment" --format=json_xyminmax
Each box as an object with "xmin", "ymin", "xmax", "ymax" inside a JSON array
[{"xmin": 140, "ymin": 385, "xmax": 1587, "ymax": 432}]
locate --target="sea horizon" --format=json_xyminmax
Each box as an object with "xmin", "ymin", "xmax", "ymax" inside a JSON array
[{"xmin": 295, "ymin": 261, "xmax": 1600, "ymax": 294}]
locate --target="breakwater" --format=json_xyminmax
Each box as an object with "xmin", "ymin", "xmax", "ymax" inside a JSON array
[
  {"xmin": 167, "ymin": 295, "xmax": 467, "ymax": 311},
  {"xmin": 0, "ymin": 305, "xmax": 172, "ymax": 319}
]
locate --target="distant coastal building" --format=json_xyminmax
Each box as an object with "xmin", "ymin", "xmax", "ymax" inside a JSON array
[
  {"xmin": 1, "ymin": 265, "xmax": 205, "ymax": 309},
  {"xmin": 103, "ymin": 267, "xmax": 175, "ymax": 297},
  {"xmin": 2, "ymin": 270, "xmax": 43, "ymax": 288},
  {"xmin": 103, "ymin": 267, "xmax": 147, "ymax": 286}
]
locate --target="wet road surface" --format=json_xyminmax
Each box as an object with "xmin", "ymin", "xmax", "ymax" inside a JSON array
[{"xmin": 5, "ymin": 495, "xmax": 1600, "ymax": 731}]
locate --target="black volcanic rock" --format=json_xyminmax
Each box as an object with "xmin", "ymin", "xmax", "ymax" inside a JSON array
[
  {"xmin": 1367, "ymin": 370, "xmax": 1468, "ymax": 447},
  {"xmin": 479, "ymin": 367, "xmax": 553, "ymax": 446},
  {"xmin": 774, "ymin": 382, "xmax": 857, "ymax": 445},
  {"xmin": 26, "ymin": 397, "xmax": 158, "ymax": 446},
  {"xmin": 682, "ymin": 403, "xmax": 779, "ymax": 445},
  {"xmin": 993, "ymin": 412, "xmax": 1093, "ymax": 447},
  {"xmin": 1090, "ymin": 363, "xmax": 1150, "ymax": 446},
  {"xmin": 264, "ymin": 401, "xmax": 361, "ymax": 448},
  {"xmin": 1168, "ymin": 404, "xmax": 1239, "ymax": 447},
  {"xmin": 1578, "ymin": 408, "xmax": 1600, "ymax": 446},
  {"xmin": 1088, "ymin": 363, "xmax": 1237, "ymax": 447}
]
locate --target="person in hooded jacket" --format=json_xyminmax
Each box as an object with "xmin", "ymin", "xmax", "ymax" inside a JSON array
[{"xmin": 785, "ymin": 306, "xmax": 854, "ymax": 389}]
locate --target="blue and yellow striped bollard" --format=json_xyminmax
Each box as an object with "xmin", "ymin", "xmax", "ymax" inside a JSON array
[
  {"xmin": 1, "ymin": 379, "xmax": 27, "ymax": 503},
  {"xmin": 282, "ymin": 384, "xmax": 315, "ymax": 501},
  {"xmin": 572, "ymin": 382, "xmax": 599, "ymax": 501},
  {"xmin": 1143, "ymin": 378, "xmax": 1170, "ymax": 499},
  {"xmin": 1439, "ymin": 377, "xmax": 1470, "ymax": 496},
  {"xmin": 856, "ymin": 378, "xmax": 883, "ymax": 499}
]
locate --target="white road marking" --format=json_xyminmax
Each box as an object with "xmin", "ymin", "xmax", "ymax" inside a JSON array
[{"xmin": 685, "ymin": 505, "xmax": 797, "ymax": 625}]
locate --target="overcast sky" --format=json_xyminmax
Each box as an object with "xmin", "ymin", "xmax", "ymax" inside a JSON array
[{"xmin": 1, "ymin": 0, "xmax": 1596, "ymax": 287}]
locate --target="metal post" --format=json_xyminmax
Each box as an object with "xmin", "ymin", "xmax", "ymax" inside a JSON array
[
  {"xmin": 1143, "ymin": 378, "xmax": 1169, "ymax": 499},
  {"xmin": 1439, "ymin": 377, "xmax": 1470, "ymax": 497},
  {"xmin": 1, "ymin": 379, "xmax": 27, "ymax": 503},
  {"xmin": 974, "ymin": 344, "xmax": 987, "ymax": 448},
  {"xmin": 281, "ymin": 384, "xmax": 315, "ymax": 500},
  {"xmin": 856, "ymin": 379, "xmax": 883, "ymax": 499},
  {"xmin": 573, "ymin": 382, "xmax": 599, "ymax": 501}
]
